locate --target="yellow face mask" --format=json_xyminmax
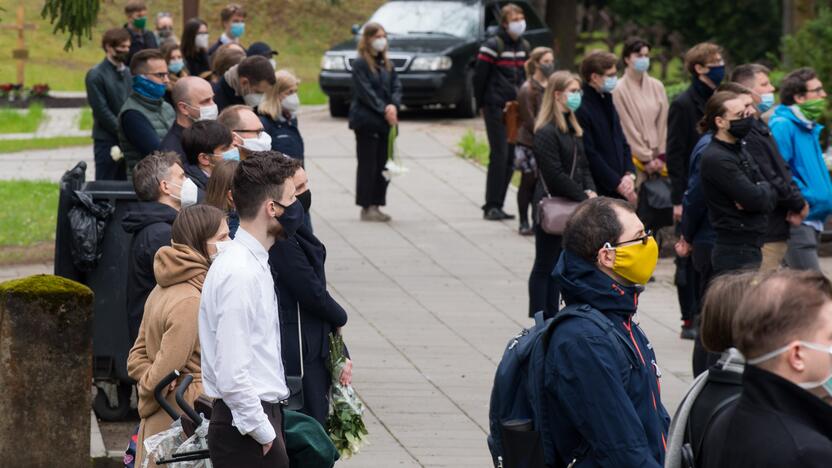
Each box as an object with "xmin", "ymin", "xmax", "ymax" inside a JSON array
[{"xmin": 604, "ymin": 235, "xmax": 659, "ymax": 285}]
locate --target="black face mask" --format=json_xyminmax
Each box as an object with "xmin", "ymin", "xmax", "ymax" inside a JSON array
[
  {"xmin": 276, "ymin": 199, "xmax": 304, "ymax": 238},
  {"xmin": 727, "ymin": 116, "xmax": 754, "ymax": 140},
  {"xmin": 297, "ymin": 190, "xmax": 312, "ymax": 213}
]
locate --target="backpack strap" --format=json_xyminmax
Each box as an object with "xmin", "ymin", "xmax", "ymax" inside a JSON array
[{"xmin": 691, "ymin": 390, "xmax": 741, "ymax": 464}]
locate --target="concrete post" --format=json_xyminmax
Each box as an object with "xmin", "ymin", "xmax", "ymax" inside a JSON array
[{"xmin": 0, "ymin": 274, "xmax": 94, "ymax": 466}]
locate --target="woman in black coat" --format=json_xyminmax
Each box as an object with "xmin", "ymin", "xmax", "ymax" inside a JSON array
[
  {"xmin": 348, "ymin": 22, "xmax": 402, "ymax": 223},
  {"xmin": 180, "ymin": 18, "xmax": 211, "ymax": 79},
  {"xmin": 529, "ymin": 71, "xmax": 596, "ymax": 318},
  {"xmin": 269, "ymin": 162, "xmax": 351, "ymax": 425}
]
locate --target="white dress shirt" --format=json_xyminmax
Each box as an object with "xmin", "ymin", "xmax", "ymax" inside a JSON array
[{"xmin": 199, "ymin": 227, "xmax": 289, "ymax": 445}]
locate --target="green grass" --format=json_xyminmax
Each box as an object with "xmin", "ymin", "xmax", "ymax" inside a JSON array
[
  {"xmin": 0, "ymin": 103, "xmax": 44, "ymax": 133},
  {"xmin": 0, "ymin": 0, "xmax": 384, "ymax": 90},
  {"xmin": 79, "ymin": 107, "xmax": 93, "ymax": 131},
  {"xmin": 0, "ymin": 135, "xmax": 91, "ymax": 153},
  {"xmin": 457, "ymin": 129, "xmax": 490, "ymax": 165},
  {"xmin": 0, "ymin": 180, "xmax": 58, "ymax": 247}
]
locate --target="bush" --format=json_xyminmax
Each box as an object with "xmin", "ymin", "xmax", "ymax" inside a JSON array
[{"xmin": 783, "ymin": 9, "xmax": 832, "ymax": 88}]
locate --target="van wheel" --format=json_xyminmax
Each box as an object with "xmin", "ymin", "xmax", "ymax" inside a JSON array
[
  {"xmin": 329, "ymin": 97, "xmax": 350, "ymax": 118},
  {"xmin": 93, "ymin": 382, "xmax": 132, "ymax": 421},
  {"xmin": 455, "ymin": 71, "xmax": 477, "ymax": 118}
]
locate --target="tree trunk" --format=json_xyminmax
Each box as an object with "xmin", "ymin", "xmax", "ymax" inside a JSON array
[
  {"xmin": 547, "ymin": 0, "xmax": 578, "ymax": 71},
  {"xmin": 782, "ymin": 0, "xmax": 816, "ymax": 66},
  {"xmin": 182, "ymin": 0, "xmax": 200, "ymax": 26}
]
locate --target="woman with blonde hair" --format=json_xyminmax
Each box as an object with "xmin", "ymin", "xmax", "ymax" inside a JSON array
[
  {"xmin": 528, "ymin": 71, "xmax": 596, "ymax": 318},
  {"xmin": 348, "ymin": 22, "xmax": 401, "ymax": 222},
  {"xmin": 259, "ymin": 70, "xmax": 305, "ymax": 160},
  {"xmin": 127, "ymin": 204, "xmax": 230, "ymax": 467}
]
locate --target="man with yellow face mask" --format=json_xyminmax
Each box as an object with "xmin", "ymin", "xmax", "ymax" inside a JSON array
[{"xmin": 541, "ymin": 197, "xmax": 669, "ymax": 467}]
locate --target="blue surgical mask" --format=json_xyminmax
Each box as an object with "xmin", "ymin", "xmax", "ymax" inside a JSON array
[
  {"xmin": 759, "ymin": 93, "xmax": 775, "ymax": 113},
  {"xmin": 633, "ymin": 56, "xmax": 650, "ymax": 73},
  {"xmin": 221, "ymin": 147, "xmax": 240, "ymax": 161},
  {"xmin": 230, "ymin": 22, "xmax": 245, "ymax": 38},
  {"xmin": 566, "ymin": 92, "xmax": 582, "ymax": 112},
  {"xmin": 603, "ymin": 75, "xmax": 618, "ymax": 93},
  {"xmin": 705, "ymin": 65, "xmax": 725, "ymax": 86},
  {"xmin": 133, "ymin": 75, "xmax": 167, "ymax": 100},
  {"xmin": 168, "ymin": 59, "xmax": 185, "ymax": 74},
  {"xmin": 276, "ymin": 199, "xmax": 304, "ymax": 237}
]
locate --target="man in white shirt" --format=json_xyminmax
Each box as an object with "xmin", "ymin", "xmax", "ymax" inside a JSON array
[{"xmin": 199, "ymin": 152, "xmax": 299, "ymax": 467}]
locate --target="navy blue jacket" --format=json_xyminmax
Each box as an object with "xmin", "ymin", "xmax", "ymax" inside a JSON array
[
  {"xmin": 546, "ymin": 250, "xmax": 670, "ymax": 467},
  {"xmin": 212, "ymin": 76, "xmax": 244, "ymax": 112},
  {"xmin": 681, "ymin": 132, "xmax": 716, "ymax": 246},
  {"xmin": 261, "ymin": 114, "xmax": 305, "ymax": 160},
  {"xmin": 575, "ymin": 84, "xmax": 635, "ymax": 198},
  {"xmin": 269, "ymin": 222, "xmax": 348, "ymax": 424}
]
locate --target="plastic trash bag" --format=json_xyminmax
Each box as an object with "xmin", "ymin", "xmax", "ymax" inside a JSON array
[
  {"xmin": 67, "ymin": 190, "xmax": 114, "ymax": 272},
  {"xmin": 142, "ymin": 420, "xmax": 186, "ymax": 468},
  {"xmin": 168, "ymin": 419, "xmax": 212, "ymax": 468}
]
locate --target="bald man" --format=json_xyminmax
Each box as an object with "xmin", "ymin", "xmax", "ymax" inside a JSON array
[{"xmin": 160, "ymin": 75, "xmax": 217, "ymax": 162}]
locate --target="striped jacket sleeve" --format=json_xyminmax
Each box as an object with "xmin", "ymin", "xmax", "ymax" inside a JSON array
[{"xmin": 473, "ymin": 39, "xmax": 498, "ymax": 109}]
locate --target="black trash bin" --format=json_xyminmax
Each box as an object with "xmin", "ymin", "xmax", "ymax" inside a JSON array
[{"xmin": 55, "ymin": 162, "xmax": 138, "ymax": 421}]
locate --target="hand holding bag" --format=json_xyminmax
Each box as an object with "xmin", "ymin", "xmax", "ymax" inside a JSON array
[{"xmin": 537, "ymin": 138, "xmax": 582, "ymax": 235}]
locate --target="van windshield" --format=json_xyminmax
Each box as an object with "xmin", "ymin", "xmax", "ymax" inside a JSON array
[{"xmin": 368, "ymin": 1, "xmax": 480, "ymax": 38}]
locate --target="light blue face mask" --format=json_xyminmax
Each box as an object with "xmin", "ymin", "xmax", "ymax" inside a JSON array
[
  {"xmin": 230, "ymin": 22, "xmax": 245, "ymax": 38},
  {"xmin": 758, "ymin": 93, "xmax": 775, "ymax": 113},
  {"xmin": 221, "ymin": 147, "xmax": 240, "ymax": 161},
  {"xmin": 748, "ymin": 341, "xmax": 832, "ymax": 398},
  {"xmin": 633, "ymin": 56, "xmax": 650, "ymax": 73},
  {"xmin": 603, "ymin": 75, "xmax": 618, "ymax": 93},
  {"xmin": 566, "ymin": 91, "xmax": 582, "ymax": 112}
]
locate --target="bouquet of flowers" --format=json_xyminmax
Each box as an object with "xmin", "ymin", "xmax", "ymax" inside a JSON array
[{"xmin": 325, "ymin": 333, "xmax": 368, "ymax": 459}]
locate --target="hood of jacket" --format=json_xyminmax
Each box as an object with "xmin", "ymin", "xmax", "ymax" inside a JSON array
[
  {"xmin": 771, "ymin": 103, "xmax": 825, "ymax": 133},
  {"xmin": 223, "ymin": 64, "xmax": 242, "ymax": 96},
  {"xmin": 153, "ymin": 242, "xmax": 209, "ymax": 290},
  {"xmin": 121, "ymin": 201, "xmax": 178, "ymax": 234},
  {"xmin": 553, "ymin": 249, "xmax": 639, "ymax": 317}
]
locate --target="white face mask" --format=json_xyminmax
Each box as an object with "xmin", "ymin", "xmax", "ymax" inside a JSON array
[
  {"xmin": 237, "ymin": 131, "xmax": 272, "ymax": 152},
  {"xmin": 186, "ymin": 102, "xmax": 218, "ymax": 121},
  {"xmin": 507, "ymin": 20, "xmax": 526, "ymax": 38},
  {"xmin": 243, "ymin": 93, "xmax": 265, "ymax": 108},
  {"xmin": 208, "ymin": 240, "xmax": 233, "ymax": 262},
  {"xmin": 195, "ymin": 33, "xmax": 210, "ymax": 50},
  {"xmin": 371, "ymin": 37, "xmax": 387, "ymax": 53},
  {"xmin": 281, "ymin": 93, "xmax": 300, "ymax": 114},
  {"xmin": 748, "ymin": 340, "xmax": 832, "ymax": 398},
  {"xmin": 169, "ymin": 178, "xmax": 199, "ymax": 208}
]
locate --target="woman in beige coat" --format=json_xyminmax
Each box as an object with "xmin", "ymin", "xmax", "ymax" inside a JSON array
[{"xmin": 127, "ymin": 204, "xmax": 230, "ymax": 467}]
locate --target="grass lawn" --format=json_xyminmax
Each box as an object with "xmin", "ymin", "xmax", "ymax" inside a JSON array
[
  {"xmin": 0, "ymin": 180, "xmax": 58, "ymax": 265},
  {"xmin": 0, "ymin": 103, "xmax": 44, "ymax": 133},
  {"xmin": 0, "ymin": 136, "xmax": 91, "ymax": 153},
  {"xmin": 0, "ymin": 0, "xmax": 384, "ymax": 90},
  {"xmin": 79, "ymin": 107, "xmax": 93, "ymax": 131}
]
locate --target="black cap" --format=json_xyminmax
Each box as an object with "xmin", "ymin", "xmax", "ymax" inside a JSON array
[{"xmin": 247, "ymin": 42, "xmax": 278, "ymax": 58}]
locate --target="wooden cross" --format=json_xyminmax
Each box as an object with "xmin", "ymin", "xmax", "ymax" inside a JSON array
[{"xmin": 1, "ymin": 3, "xmax": 37, "ymax": 85}]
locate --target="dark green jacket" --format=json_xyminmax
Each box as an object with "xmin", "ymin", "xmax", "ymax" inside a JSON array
[
  {"xmin": 118, "ymin": 92, "xmax": 175, "ymax": 177},
  {"xmin": 85, "ymin": 59, "xmax": 131, "ymax": 141}
]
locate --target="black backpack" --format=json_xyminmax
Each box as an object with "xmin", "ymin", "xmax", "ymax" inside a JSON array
[{"xmin": 487, "ymin": 304, "xmax": 638, "ymax": 468}]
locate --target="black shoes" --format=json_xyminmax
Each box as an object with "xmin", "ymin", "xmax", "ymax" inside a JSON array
[
  {"xmin": 680, "ymin": 323, "xmax": 698, "ymax": 340},
  {"xmin": 518, "ymin": 221, "xmax": 533, "ymax": 236},
  {"xmin": 484, "ymin": 208, "xmax": 516, "ymax": 221}
]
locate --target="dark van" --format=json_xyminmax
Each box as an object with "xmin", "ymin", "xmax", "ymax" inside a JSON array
[{"xmin": 319, "ymin": 0, "xmax": 552, "ymax": 118}]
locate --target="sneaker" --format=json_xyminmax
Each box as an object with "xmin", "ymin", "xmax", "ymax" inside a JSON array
[
  {"xmin": 518, "ymin": 221, "xmax": 533, "ymax": 236},
  {"xmin": 372, "ymin": 206, "xmax": 392, "ymax": 222}
]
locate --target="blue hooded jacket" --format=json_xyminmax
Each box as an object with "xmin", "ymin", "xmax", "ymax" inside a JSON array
[
  {"xmin": 545, "ymin": 250, "xmax": 670, "ymax": 467},
  {"xmin": 769, "ymin": 104, "xmax": 832, "ymax": 222},
  {"xmin": 681, "ymin": 132, "xmax": 716, "ymax": 246}
]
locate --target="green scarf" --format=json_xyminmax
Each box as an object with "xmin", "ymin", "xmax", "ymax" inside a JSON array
[{"xmin": 797, "ymin": 98, "xmax": 827, "ymax": 122}]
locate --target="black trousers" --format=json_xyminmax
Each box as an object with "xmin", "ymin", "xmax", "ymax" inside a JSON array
[
  {"xmin": 354, "ymin": 129, "xmax": 390, "ymax": 208},
  {"xmin": 711, "ymin": 242, "xmax": 762, "ymax": 275},
  {"xmin": 483, "ymin": 105, "xmax": 513, "ymax": 211},
  {"xmin": 675, "ymin": 255, "xmax": 699, "ymax": 322},
  {"xmin": 528, "ymin": 225, "xmax": 562, "ymax": 318},
  {"xmin": 691, "ymin": 243, "xmax": 719, "ymax": 377},
  {"xmin": 93, "ymin": 137, "xmax": 126, "ymax": 181},
  {"xmin": 517, "ymin": 171, "xmax": 536, "ymax": 225},
  {"xmin": 208, "ymin": 399, "xmax": 289, "ymax": 468}
]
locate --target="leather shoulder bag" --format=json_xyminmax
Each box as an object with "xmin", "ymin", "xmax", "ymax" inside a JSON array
[{"xmin": 537, "ymin": 137, "xmax": 582, "ymax": 235}]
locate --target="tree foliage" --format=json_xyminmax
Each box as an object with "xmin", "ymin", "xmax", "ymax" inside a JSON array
[
  {"xmin": 783, "ymin": 8, "xmax": 832, "ymax": 86},
  {"xmin": 41, "ymin": 0, "xmax": 100, "ymax": 51}
]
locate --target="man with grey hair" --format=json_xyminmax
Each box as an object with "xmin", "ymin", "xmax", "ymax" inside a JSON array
[
  {"xmin": 154, "ymin": 11, "xmax": 176, "ymax": 46},
  {"xmin": 160, "ymin": 76, "xmax": 217, "ymax": 163},
  {"xmin": 121, "ymin": 151, "xmax": 197, "ymax": 343},
  {"xmin": 217, "ymin": 104, "xmax": 271, "ymax": 159}
]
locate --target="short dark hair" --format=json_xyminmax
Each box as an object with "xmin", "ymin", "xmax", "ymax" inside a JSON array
[
  {"xmin": 130, "ymin": 48, "xmax": 165, "ymax": 75},
  {"xmin": 102, "ymin": 28, "xmax": 130, "ymax": 51},
  {"xmin": 273, "ymin": 154, "xmax": 303, "ymax": 176},
  {"xmin": 182, "ymin": 121, "xmax": 234, "ymax": 166},
  {"xmin": 237, "ymin": 56, "xmax": 276, "ymax": 85},
  {"xmin": 730, "ymin": 63, "xmax": 770, "ymax": 88},
  {"xmin": 621, "ymin": 37, "xmax": 651, "ymax": 63},
  {"xmin": 232, "ymin": 152, "xmax": 295, "ymax": 220},
  {"xmin": 132, "ymin": 151, "xmax": 182, "ymax": 201},
  {"xmin": 580, "ymin": 51, "xmax": 618, "ymax": 83},
  {"xmin": 698, "ymin": 91, "xmax": 738, "ymax": 134},
  {"xmin": 562, "ymin": 197, "xmax": 635, "ymax": 262},
  {"xmin": 780, "ymin": 67, "xmax": 818, "ymax": 106},
  {"xmin": 220, "ymin": 3, "xmax": 246, "ymax": 23},
  {"xmin": 172, "ymin": 204, "xmax": 226, "ymax": 261},
  {"xmin": 125, "ymin": 0, "xmax": 147, "ymax": 15}
]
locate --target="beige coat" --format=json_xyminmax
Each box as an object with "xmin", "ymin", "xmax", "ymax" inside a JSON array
[
  {"xmin": 612, "ymin": 70, "xmax": 669, "ymax": 164},
  {"xmin": 127, "ymin": 243, "xmax": 207, "ymax": 468}
]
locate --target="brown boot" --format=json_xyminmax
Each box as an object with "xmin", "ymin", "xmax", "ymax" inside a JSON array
[{"xmin": 360, "ymin": 207, "xmax": 386, "ymax": 222}]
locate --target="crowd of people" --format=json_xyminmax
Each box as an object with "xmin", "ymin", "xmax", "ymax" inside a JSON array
[{"xmin": 480, "ymin": 3, "xmax": 832, "ymax": 468}]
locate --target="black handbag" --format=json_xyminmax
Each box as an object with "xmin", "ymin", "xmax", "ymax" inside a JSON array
[
  {"xmin": 637, "ymin": 176, "xmax": 673, "ymax": 230},
  {"xmin": 285, "ymin": 310, "xmax": 305, "ymax": 411}
]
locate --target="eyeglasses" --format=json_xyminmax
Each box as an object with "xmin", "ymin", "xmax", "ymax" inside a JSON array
[
  {"xmin": 234, "ymin": 128, "xmax": 265, "ymax": 136},
  {"xmin": 807, "ymin": 86, "xmax": 825, "ymax": 94},
  {"xmin": 609, "ymin": 230, "xmax": 652, "ymax": 248}
]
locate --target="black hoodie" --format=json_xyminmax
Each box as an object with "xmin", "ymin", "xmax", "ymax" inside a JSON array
[{"xmin": 122, "ymin": 201, "xmax": 178, "ymax": 344}]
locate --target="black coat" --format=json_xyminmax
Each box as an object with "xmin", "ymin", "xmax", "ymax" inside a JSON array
[
  {"xmin": 160, "ymin": 122, "xmax": 186, "ymax": 166},
  {"xmin": 121, "ymin": 201, "xmax": 177, "ymax": 344},
  {"xmin": 185, "ymin": 51, "xmax": 211, "ymax": 78},
  {"xmin": 532, "ymin": 120, "xmax": 595, "ymax": 208},
  {"xmin": 574, "ymin": 84, "xmax": 634, "ymax": 197},
  {"xmin": 348, "ymin": 55, "xmax": 402, "ymax": 135},
  {"xmin": 702, "ymin": 365, "xmax": 832, "ymax": 468},
  {"xmin": 261, "ymin": 114, "xmax": 305, "ymax": 160},
  {"xmin": 269, "ymin": 223, "xmax": 348, "ymax": 425},
  {"xmin": 212, "ymin": 76, "xmax": 244, "ymax": 112},
  {"xmin": 124, "ymin": 26, "xmax": 158, "ymax": 66},
  {"xmin": 85, "ymin": 59, "xmax": 132, "ymax": 141},
  {"xmin": 745, "ymin": 119, "xmax": 806, "ymax": 242},
  {"xmin": 700, "ymin": 138, "xmax": 777, "ymax": 246},
  {"xmin": 667, "ymin": 80, "xmax": 713, "ymax": 204}
]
